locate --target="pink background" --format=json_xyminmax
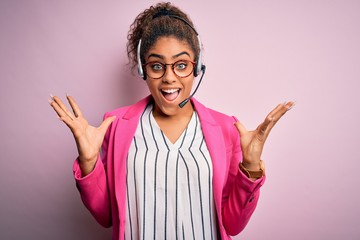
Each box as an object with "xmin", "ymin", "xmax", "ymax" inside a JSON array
[{"xmin": 1, "ymin": 0, "xmax": 359, "ymax": 239}]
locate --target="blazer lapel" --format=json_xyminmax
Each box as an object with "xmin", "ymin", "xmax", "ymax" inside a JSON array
[
  {"xmin": 192, "ymin": 99, "xmax": 227, "ymax": 216},
  {"xmin": 112, "ymin": 96, "xmax": 151, "ymax": 230}
]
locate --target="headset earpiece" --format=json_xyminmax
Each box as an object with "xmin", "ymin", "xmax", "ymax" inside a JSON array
[
  {"xmin": 137, "ymin": 39, "xmax": 146, "ymax": 80},
  {"xmin": 194, "ymin": 35, "xmax": 202, "ymax": 77}
]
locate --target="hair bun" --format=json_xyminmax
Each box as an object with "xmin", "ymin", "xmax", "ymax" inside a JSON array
[{"xmin": 152, "ymin": 8, "xmax": 175, "ymax": 19}]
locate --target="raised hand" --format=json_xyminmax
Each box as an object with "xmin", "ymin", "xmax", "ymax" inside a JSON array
[
  {"xmin": 234, "ymin": 102, "xmax": 294, "ymax": 171},
  {"xmin": 49, "ymin": 95, "xmax": 116, "ymax": 176}
]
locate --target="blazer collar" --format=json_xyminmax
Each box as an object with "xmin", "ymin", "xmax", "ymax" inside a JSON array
[
  {"xmin": 122, "ymin": 95, "xmax": 152, "ymax": 120},
  {"xmin": 191, "ymin": 98, "xmax": 218, "ymax": 126}
]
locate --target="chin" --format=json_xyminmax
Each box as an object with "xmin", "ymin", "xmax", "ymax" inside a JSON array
[
  {"xmin": 156, "ymin": 103, "xmax": 180, "ymax": 116},
  {"xmin": 151, "ymin": 91, "xmax": 192, "ymax": 117}
]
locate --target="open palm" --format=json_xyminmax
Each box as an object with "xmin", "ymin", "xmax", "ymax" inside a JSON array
[
  {"xmin": 234, "ymin": 102, "xmax": 294, "ymax": 170},
  {"xmin": 49, "ymin": 95, "xmax": 115, "ymax": 175}
]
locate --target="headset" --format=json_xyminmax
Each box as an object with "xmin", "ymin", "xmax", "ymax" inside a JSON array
[
  {"xmin": 137, "ymin": 13, "xmax": 204, "ymax": 79},
  {"xmin": 136, "ymin": 11, "xmax": 206, "ymax": 108}
]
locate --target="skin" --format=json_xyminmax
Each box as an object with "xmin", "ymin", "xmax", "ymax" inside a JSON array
[
  {"xmin": 144, "ymin": 37, "xmax": 196, "ymax": 144},
  {"xmin": 49, "ymin": 36, "xmax": 294, "ymax": 178}
]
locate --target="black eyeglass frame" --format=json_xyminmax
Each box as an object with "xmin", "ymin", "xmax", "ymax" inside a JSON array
[{"xmin": 142, "ymin": 60, "xmax": 196, "ymax": 79}]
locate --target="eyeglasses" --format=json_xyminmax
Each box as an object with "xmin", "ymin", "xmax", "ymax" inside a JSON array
[{"xmin": 143, "ymin": 60, "xmax": 196, "ymax": 79}]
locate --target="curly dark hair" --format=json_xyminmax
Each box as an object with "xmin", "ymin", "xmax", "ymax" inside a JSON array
[{"xmin": 127, "ymin": 2, "xmax": 200, "ymax": 71}]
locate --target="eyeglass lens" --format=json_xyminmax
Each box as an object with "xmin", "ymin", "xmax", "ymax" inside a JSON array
[{"xmin": 145, "ymin": 60, "xmax": 194, "ymax": 79}]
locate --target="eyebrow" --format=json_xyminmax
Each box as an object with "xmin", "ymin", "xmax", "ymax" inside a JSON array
[{"xmin": 147, "ymin": 51, "xmax": 191, "ymax": 60}]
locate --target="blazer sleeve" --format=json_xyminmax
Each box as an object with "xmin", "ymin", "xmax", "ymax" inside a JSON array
[
  {"xmin": 221, "ymin": 118, "xmax": 266, "ymax": 236},
  {"xmin": 72, "ymin": 114, "xmax": 113, "ymax": 228}
]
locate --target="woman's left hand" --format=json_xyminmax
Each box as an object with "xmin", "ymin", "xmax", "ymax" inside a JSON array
[{"xmin": 234, "ymin": 101, "xmax": 295, "ymax": 170}]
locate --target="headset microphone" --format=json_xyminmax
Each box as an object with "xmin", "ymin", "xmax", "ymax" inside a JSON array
[{"xmin": 178, "ymin": 65, "xmax": 206, "ymax": 108}]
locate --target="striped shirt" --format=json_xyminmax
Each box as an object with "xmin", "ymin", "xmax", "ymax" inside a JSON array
[{"xmin": 125, "ymin": 104, "xmax": 218, "ymax": 240}]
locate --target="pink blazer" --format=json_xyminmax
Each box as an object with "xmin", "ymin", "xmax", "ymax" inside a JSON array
[{"xmin": 73, "ymin": 96, "xmax": 265, "ymax": 239}]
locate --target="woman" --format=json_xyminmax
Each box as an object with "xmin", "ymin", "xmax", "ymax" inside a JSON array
[{"xmin": 49, "ymin": 2, "xmax": 293, "ymax": 239}]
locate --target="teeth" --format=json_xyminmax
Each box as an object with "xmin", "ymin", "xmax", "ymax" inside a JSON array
[{"xmin": 162, "ymin": 89, "xmax": 179, "ymax": 93}]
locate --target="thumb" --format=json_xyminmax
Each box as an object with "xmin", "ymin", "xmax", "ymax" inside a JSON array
[
  {"xmin": 234, "ymin": 121, "xmax": 247, "ymax": 136},
  {"xmin": 99, "ymin": 116, "xmax": 116, "ymax": 133}
]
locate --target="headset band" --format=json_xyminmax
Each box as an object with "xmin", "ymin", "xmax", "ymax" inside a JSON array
[{"xmin": 137, "ymin": 10, "xmax": 203, "ymax": 79}]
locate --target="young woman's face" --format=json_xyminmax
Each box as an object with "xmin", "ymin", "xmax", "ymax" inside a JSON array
[{"xmin": 144, "ymin": 36, "xmax": 195, "ymax": 117}]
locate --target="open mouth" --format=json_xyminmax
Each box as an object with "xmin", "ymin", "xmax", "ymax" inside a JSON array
[{"xmin": 161, "ymin": 88, "xmax": 180, "ymax": 102}]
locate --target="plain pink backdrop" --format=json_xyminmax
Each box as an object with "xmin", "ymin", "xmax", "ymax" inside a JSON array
[{"xmin": 1, "ymin": 0, "xmax": 359, "ymax": 239}]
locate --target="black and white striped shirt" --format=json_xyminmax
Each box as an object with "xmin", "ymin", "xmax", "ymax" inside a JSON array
[{"xmin": 125, "ymin": 104, "xmax": 218, "ymax": 240}]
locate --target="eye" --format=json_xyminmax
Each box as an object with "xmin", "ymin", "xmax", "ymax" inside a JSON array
[
  {"xmin": 149, "ymin": 62, "xmax": 164, "ymax": 72},
  {"xmin": 174, "ymin": 61, "xmax": 188, "ymax": 70}
]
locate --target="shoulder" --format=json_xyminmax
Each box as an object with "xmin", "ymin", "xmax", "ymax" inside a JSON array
[
  {"xmin": 193, "ymin": 98, "xmax": 237, "ymax": 126},
  {"xmin": 193, "ymin": 98, "xmax": 239, "ymax": 140},
  {"xmin": 207, "ymin": 107, "xmax": 238, "ymax": 139},
  {"xmin": 207, "ymin": 107, "xmax": 236, "ymax": 124},
  {"xmin": 104, "ymin": 105, "xmax": 131, "ymax": 119}
]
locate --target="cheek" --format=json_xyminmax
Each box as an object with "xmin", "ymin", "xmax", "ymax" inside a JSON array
[
  {"xmin": 145, "ymin": 81, "xmax": 157, "ymax": 93},
  {"xmin": 183, "ymin": 78, "xmax": 195, "ymax": 91}
]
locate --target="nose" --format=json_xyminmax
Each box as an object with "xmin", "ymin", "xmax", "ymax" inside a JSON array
[{"xmin": 162, "ymin": 65, "xmax": 177, "ymax": 83}]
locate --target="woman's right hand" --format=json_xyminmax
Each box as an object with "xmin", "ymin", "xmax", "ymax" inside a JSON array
[{"xmin": 49, "ymin": 95, "xmax": 116, "ymax": 176}]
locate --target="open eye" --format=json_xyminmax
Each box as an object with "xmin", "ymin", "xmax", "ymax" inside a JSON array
[
  {"xmin": 150, "ymin": 62, "xmax": 165, "ymax": 72},
  {"xmin": 174, "ymin": 61, "xmax": 188, "ymax": 71}
]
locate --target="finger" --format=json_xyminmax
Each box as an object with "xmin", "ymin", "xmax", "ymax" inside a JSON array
[
  {"xmin": 268, "ymin": 101, "xmax": 295, "ymax": 124},
  {"xmin": 258, "ymin": 101, "xmax": 295, "ymax": 140},
  {"xmin": 285, "ymin": 101, "xmax": 295, "ymax": 111},
  {"xmin": 66, "ymin": 94, "xmax": 83, "ymax": 118},
  {"xmin": 256, "ymin": 103, "xmax": 287, "ymax": 140},
  {"xmin": 49, "ymin": 96, "xmax": 68, "ymax": 118},
  {"xmin": 49, "ymin": 98, "xmax": 75, "ymax": 126},
  {"xmin": 234, "ymin": 121, "xmax": 248, "ymax": 136},
  {"xmin": 256, "ymin": 115, "xmax": 273, "ymax": 141},
  {"xmin": 48, "ymin": 98, "xmax": 61, "ymax": 118},
  {"xmin": 98, "ymin": 116, "xmax": 116, "ymax": 134},
  {"xmin": 51, "ymin": 95, "xmax": 76, "ymax": 121}
]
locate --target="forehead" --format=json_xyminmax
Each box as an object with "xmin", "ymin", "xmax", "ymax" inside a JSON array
[{"xmin": 146, "ymin": 36, "xmax": 194, "ymax": 59}]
